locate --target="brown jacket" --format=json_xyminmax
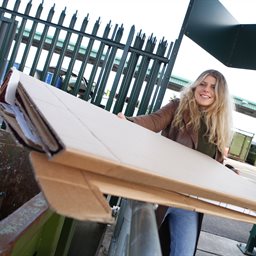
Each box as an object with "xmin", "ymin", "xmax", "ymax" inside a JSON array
[{"xmin": 128, "ymin": 99, "xmax": 224, "ymax": 255}]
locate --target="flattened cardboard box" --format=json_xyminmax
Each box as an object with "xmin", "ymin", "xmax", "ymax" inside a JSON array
[{"xmin": 1, "ymin": 69, "xmax": 256, "ymax": 223}]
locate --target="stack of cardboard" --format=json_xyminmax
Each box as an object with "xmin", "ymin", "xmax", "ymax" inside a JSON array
[{"xmin": 1, "ymin": 69, "xmax": 256, "ymax": 224}]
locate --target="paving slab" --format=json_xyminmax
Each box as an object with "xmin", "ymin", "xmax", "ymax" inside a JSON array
[{"xmin": 196, "ymin": 231, "xmax": 245, "ymax": 256}]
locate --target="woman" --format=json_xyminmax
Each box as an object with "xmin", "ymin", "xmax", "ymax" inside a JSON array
[{"xmin": 118, "ymin": 69, "xmax": 234, "ymax": 256}]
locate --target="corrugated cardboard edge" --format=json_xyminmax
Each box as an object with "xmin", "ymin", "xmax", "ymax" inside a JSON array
[
  {"xmin": 84, "ymin": 171, "xmax": 256, "ymax": 224},
  {"xmin": 29, "ymin": 151, "xmax": 113, "ymax": 223},
  {"xmin": 30, "ymin": 152, "xmax": 256, "ymax": 224},
  {"xmin": 51, "ymin": 148, "xmax": 256, "ymax": 213}
]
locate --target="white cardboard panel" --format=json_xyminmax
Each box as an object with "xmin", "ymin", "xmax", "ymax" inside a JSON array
[{"xmin": 11, "ymin": 72, "xmax": 256, "ymax": 214}]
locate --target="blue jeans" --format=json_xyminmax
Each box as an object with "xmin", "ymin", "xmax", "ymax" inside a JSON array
[{"xmin": 166, "ymin": 207, "xmax": 199, "ymax": 256}]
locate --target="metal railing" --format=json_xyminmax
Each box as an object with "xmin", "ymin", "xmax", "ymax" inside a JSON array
[
  {"xmin": 1, "ymin": 1, "xmax": 254, "ymax": 116},
  {"xmin": 108, "ymin": 199, "xmax": 161, "ymax": 256},
  {"xmin": 0, "ymin": 0, "xmax": 179, "ymax": 117}
]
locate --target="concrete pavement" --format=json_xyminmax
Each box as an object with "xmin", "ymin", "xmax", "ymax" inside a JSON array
[
  {"xmin": 196, "ymin": 231, "xmax": 247, "ymax": 256},
  {"xmin": 196, "ymin": 214, "xmax": 254, "ymax": 256}
]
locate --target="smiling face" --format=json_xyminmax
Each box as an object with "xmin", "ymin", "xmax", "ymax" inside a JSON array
[{"xmin": 194, "ymin": 75, "xmax": 216, "ymax": 108}]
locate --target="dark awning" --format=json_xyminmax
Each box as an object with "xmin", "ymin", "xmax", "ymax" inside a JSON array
[{"xmin": 185, "ymin": 0, "xmax": 256, "ymax": 70}]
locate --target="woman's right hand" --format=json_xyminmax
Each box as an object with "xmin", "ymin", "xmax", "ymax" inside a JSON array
[{"xmin": 117, "ymin": 112, "xmax": 127, "ymax": 120}]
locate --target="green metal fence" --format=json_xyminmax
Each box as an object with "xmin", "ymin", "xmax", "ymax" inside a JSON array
[
  {"xmin": 1, "ymin": 0, "xmax": 256, "ymax": 117},
  {"xmin": 0, "ymin": 0, "xmax": 181, "ymax": 117}
]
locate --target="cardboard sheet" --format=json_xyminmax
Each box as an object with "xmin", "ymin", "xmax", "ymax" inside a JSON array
[
  {"xmin": 1, "ymin": 69, "xmax": 256, "ymax": 223},
  {"xmin": 30, "ymin": 152, "xmax": 113, "ymax": 223},
  {"xmin": 30, "ymin": 151, "xmax": 256, "ymax": 223}
]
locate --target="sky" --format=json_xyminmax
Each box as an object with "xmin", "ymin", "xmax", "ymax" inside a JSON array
[{"xmin": 6, "ymin": 0, "xmax": 256, "ymax": 139}]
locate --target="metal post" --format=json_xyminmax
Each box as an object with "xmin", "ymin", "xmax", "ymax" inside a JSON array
[
  {"xmin": 19, "ymin": 2, "xmax": 44, "ymax": 71},
  {"xmin": 153, "ymin": 0, "xmax": 195, "ymax": 111},
  {"xmin": 0, "ymin": 18, "xmax": 17, "ymax": 83},
  {"xmin": 129, "ymin": 201, "xmax": 161, "ymax": 256},
  {"xmin": 40, "ymin": 7, "xmax": 66, "ymax": 81},
  {"xmin": 29, "ymin": 4, "xmax": 55, "ymax": 77},
  {"xmin": 6, "ymin": 1, "xmax": 32, "ymax": 73},
  {"xmin": 106, "ymin": 25, "xmax": 135, "ymax": 112},
  {"xmin": 108, "ymin": 199, "xmax": 132, "ymax": 256},
  {"xmin": 238, "ymin": 224, "xmax": 256, "ymax": 255}
]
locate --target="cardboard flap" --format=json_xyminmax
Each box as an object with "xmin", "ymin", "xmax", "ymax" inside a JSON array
[
  {"xmin": 30, "ymin": 151, "xmax": 113, "ymax": 223},
  {"xmin": 84, "ymin": 170, "xmax": 256, "ymax": 224},
  {"xmin": 30, "ymin": 152, "xmax": 256, "ymax": 224}
]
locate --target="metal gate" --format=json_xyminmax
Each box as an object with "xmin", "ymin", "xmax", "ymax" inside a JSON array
[{"xmin": 0, "ymin": 0, "xmax": 186, "ymax": 117}]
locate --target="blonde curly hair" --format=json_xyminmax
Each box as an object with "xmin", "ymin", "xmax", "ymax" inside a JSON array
[{"xmin": 172, "ymin": 69, "xmax": 234, "ymax": 155}]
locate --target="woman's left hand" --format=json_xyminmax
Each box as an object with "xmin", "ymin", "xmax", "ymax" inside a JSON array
[{"xmin": 117, "ymin": 112, "xmax": 127, "ymax": 120}]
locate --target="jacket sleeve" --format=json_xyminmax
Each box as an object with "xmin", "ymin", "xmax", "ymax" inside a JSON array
[{"xmin": 127, "ymin": 99, "xmax": 179, "ymax": 132}]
